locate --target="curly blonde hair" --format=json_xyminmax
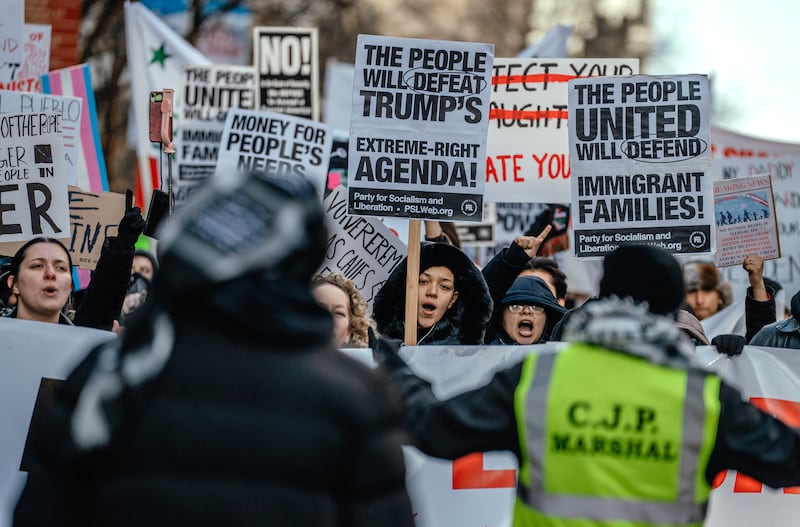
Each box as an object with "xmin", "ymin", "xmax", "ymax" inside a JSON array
[{"xmin": 311, "ymin": 273, "xmax": 376, "ymax": 348}]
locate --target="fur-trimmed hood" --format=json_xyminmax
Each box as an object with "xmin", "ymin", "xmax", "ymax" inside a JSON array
[{"xmin": 372, "ymin": 242, "xmax": 492, "ymax": 345}]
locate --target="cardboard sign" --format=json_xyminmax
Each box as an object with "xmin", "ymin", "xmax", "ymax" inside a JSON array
[
  {"xmin": 0, "ymin": 112, "xmax": 69, "ymax": 246},
  {"xmin": 216, "ymin": 108, "xmax": 332, "ymax": 198},
  {"xmin": 0, "ymin": 90, "xmax": 83, "ymax": 186},
  {"xmin": 568, "ymin": 75, "xmax": 714, "ymax": 258},
  {"xmin": 347, "ymin": 35, "xmax": 494, "ymax": 222},
  {"xmin": 713, "ymin": 174, "xmax": 780, "ymax": 267},
  {"xmin": 176, "ymin": 64, "xmax": 257, "ymax": 202},
  {"xmin": 486, "ymin": 59, "xmax": 638, "ymax": 203},
  {"xmin": 320, "ymin": 185, "xmax": 408, "ymax": 306},
  {"xmin": 253, "ymin": 27, "xmax": 319, "ymax": 121}
]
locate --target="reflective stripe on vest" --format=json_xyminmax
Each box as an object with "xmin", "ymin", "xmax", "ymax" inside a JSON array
[{"xmin": 514, "ymin": 345, "xmax": 720, "ymax": 525}]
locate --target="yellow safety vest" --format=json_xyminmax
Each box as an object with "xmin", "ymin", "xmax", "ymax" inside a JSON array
[{"xmin": 513, "ymin": 343, "xmax": 721, "ymax": 527}]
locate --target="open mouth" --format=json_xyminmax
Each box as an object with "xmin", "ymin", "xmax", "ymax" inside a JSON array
[
  {"xmin": 421, "ymin": 303, "xmax": 437, "ymax": 316},
  {"xmin": 517, "ymin": 319, "xmax": 534, "ymax": 336}
]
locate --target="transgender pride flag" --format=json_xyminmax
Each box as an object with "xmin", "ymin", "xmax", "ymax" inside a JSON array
[{"xmin": 40, "ymin": 64, "xmax": 109, "ymax": 193}]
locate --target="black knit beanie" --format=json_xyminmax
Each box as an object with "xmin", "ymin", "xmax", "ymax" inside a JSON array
[
  {"xmin": 791, "ymin": 290, "xmax": 800, "ymax": 323},
  {"xmin": 599, "ymin": 244, "xmax": 684, "ymax": 316}
]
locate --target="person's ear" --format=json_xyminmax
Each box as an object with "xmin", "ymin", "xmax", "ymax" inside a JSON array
[
  {"xmin": 448, "ymin": 290, "xmax": 459, "ymax": 309},
  {"xmin": 9, "ymin": 275, "xmax": 19, "ymax": 295}
]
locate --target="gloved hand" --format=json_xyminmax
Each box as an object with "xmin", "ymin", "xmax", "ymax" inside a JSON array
[
  {"xmin": 117, "ymin": 189, "xmax": 146, "ymax": 248},
  {"xmin": 711, "ymin": 334, "xmax": 745, "ymax": 357}
]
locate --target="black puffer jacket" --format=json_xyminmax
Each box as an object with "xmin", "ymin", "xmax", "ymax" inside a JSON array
[
  {"xmin": 373, "ymin": 242, "xmax": 492, "ymax": 345},
  {"xmin": 14, "ymin": 276, "xmax": 414, "ymax": 527}
]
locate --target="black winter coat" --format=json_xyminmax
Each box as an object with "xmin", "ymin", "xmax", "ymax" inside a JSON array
[{"xmin": 14, "ymin": 278, "xmax": 414, "ymax": 527}]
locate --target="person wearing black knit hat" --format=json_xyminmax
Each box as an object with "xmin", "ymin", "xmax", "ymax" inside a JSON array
[
  {"xmin": 750, "ymin": 289, "xmax": 800, "ymax": 349},
  {"xmin": 14, "ymin": 169, "xmax": 415, "ymax": 527},
  {"xmin": 373, "ymin": 243, "xmax": 800, "ymax": 527}
]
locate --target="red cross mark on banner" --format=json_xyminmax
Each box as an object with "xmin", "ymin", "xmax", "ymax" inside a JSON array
[
  {"xmin": 712, "ymin": 397, "xmax": 800, "ymax": 494},
  {"xmin": 452, "ymin": 453, "xmax": 516, "ymax": 489}
]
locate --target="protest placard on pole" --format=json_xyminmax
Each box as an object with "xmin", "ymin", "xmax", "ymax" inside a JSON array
[
  {"xmin": 253, "ymin": 27, "xmax": 319, "ymax": 121},
  {"xmin": 216, "ymin": 108, "xmax": 332, "ymax": 197},
  {"xmin": 176, "ymin": 64, "xmax": 257, "ymax": 202},
  {"xmin": 487, "ymin": 59, "xmax": 638, "ymax": 204},
  {"xmin": 713, "ymin": 174, "xmax": 779, "ymax": 267},
  {"xmin": 711, "ymin": 155, "xmax": 799, "ymax": 298},
  {"xmin": 320, "ymin": 185, "xmax": 407, "ymax": 307},
  {"xmin": 568, "ymin": 74, "xmax": 714, "ymax": 258},
  {"xmin": 0, "ymin": 90, "xmax": 83, "ymax": 186},
  {"xmin": 348, "ymin": 35, "xmax": 494, "ymax": 223},
  {"xmin": 0, "ymin": 112, "xmax": 69, "ymax": 247}
]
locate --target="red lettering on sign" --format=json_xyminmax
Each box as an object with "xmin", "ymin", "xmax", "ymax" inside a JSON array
[{"xmin": 452, "ymin": 452, "xmax": 516, "ymax": 489}]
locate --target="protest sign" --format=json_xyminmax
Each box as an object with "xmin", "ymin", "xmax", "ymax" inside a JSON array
[
  {"xmin": 568, "ymin": 74, "xmax": 714, "ymax": 258},
  {"xmin": 177, "ymin": 64, "xmax": 257, "ymax": 201},
  {"xmin": 320, "ymin": 185, "xmax": 407, "ymax": 306},
  {"xmin": 253, "ymin": 27, "xmax": 319, "ymax": 121},
  {"xmin": 0, "ymin": 0, "xmax": 24, "ymax": 78},
  {"xmin": 0, "ymin": 90, "xmax": 83, "ymax": 186},
  {"xmin": 0, "ymin": 187, "xmax": 124, "ymax": 269},
  {"xmin": 216, "ymin": 108, "xmax": 332, "ymax": 197},
  {"xmin": 0, "ymin": 24, "xmax": 51, "ymax": 92},
  {"xmin": 348, "ymin": 35, "xmax": 494, "ymax": 222},
  {"xmin": 0, "ymin": 112, "xmax": 69, "ymax": 246},
  {"xmin": 487, "ymin": 59, "xmax": 638, "ymax": 203},
  {"xmin": 456, "ymin": 203, "xmax": 496, "ymax": 247},
  {"xmin": 65, "ymin": 187, "xmax": 126, "ymax": 270},
  {"xmin": 713, "ymin": 174, "xmax": 779, "ymax": 267},
  {"xmin": 711, "ymin": 155, "xmax": 800, "ymax": 301}
]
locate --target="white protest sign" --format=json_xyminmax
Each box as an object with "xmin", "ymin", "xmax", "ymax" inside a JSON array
[
  {"xmin": 711, "ymin": 125, "xmax": 800, "ymax": 159},
  {"xmin": 711, "ymin": 155, "xmax": 800, "ymax": 300},
  {"xmin": 486, "ymin": 58, "xmax": 638, "ymax": 203},
  {"xmin": 216, "ymin": 108, "xmax": 332, "ymax": 197},
  {"xmin": 568, "ymin": 75, "xmax": 714, "ymax": 258},
  {"xmin": 320, "ymin": 185, "xmax": 407, "ymax": 306},
  {"xmin": 0, "ymin": 0, "xmax": 24, "ymax": 75},
  {"xmin": 253, "ymin": 27, "xmax": 319, "ymax": 121},
  {"xmin": 177, "ymin": 64, "xmax": 257, "ymax": 201},
  {"xmin": 0, "ymin": 24, "xmax": 51, "ymax": 92},
  {"xmin": 0, "ymin": 90, "xmax": 83, "ymax": 185},
  {"xmin": 713, "ymin": 174, "xmax": 780, "ymax": 267},
  {"xmin": 0, "ymin": 317, "xmax": 115, "ymax": 527},
  {"xmin": 0, "ymin": 112, "xmax": 70, "ymax": 243},
  {"xmin": 348, "ymin": 35, "xmax": 494, "ymax": 222}
]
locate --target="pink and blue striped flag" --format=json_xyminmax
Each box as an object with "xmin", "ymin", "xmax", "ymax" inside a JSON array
[{"xmin": 40, "ymin": 63, "xmax": 109, "ymax": 193}]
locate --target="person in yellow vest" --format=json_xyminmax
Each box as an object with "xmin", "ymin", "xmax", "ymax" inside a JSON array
[{"xmin": 373, "ymin": 244, "xmax": 800, "ymax": 526}]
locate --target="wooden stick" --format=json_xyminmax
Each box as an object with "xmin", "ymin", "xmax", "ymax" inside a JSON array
[{"xmin": 404, "ymin": 219, "xmax": 422, "ymax": 345}]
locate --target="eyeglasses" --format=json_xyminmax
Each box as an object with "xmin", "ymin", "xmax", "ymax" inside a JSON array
[{"xmin": 506, "ymin": 304, "xmax": 545, "ymax": 314}]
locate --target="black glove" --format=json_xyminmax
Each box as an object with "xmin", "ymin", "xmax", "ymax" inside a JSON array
[
  {"xmin": 524, "ymin": 205, "xmax": 568, "ymax": 240},
  {"xmin": 711, "ymin": 334, "xmax": 745, "ymax": 357},
  {"xmin": 117, "ymin": 189, "xmax": 146, "ymax": 247}
]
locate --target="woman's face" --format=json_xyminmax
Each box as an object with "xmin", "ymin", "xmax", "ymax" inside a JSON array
[
  {"xmin": 501, "ymin": 303, "xmax": 546, "ymax": 344},
  {"xmin": 417, "ymin": 266, "xmax": 458, "ymax": 330},
  {"xmin": 11, "ymin": 242, "xmax": 72, "ymax": 323},
  {"xmin": 313, "ymin": 283, "xmax": 352, "ymax": 347}
]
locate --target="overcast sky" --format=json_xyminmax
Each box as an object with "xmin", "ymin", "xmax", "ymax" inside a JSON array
[{"xmin": 646, "ymin": 0, "xmax": 800, "ymax": 143}]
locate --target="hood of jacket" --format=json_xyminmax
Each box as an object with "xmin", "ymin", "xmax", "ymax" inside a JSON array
[
  {"xmin": 562, "ymin": 296, "xmax": 699, "ymax": 369},
  {"xmin": 487, "ymin": 276, "xmax": 566, "ymax": 344},
  {"xmin": 372, "ymin": 242, "xmax": 492, "ymax": 345}
]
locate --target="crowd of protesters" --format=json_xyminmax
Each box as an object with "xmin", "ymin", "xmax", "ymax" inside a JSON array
[{"xmin": 3, "ymin": 168, "xmax": 800, "ymax": 526}]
